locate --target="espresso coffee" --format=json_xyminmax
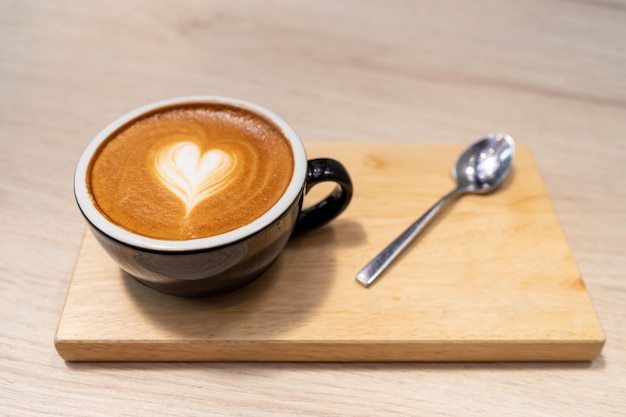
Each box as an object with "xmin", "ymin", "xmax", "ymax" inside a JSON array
[{"xmin": 87, "ymin": 104, "xmax": 294, "ymax": 240}]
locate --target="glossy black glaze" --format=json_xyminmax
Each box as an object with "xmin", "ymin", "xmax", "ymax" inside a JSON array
[
  {"xmin": 295, "ymin": 158, "xmax": 353, "ymax": 234},
  {"xmin": 87, "ymin": 191, "xmax": 302, "ymax": 296}
]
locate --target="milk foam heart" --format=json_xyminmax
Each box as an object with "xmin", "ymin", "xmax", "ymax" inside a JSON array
[{"xmin": 154, "ymin": 141, "xmax": 235, "ymax": 215}]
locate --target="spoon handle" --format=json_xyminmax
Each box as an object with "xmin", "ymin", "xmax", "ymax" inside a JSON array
[{"xmin": 356, "ymin": 187, "xmax": 464, "ymax": 287}]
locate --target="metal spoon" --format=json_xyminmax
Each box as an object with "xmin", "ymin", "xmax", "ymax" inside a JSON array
[{"xmin": 356, "ymin": 133, "xmax": 515, "ymax": 287}]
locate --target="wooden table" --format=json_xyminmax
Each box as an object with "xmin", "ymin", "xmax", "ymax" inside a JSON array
[{"xmin": 1, "ymin": 1, "xmax": 624, "ymax": 415}]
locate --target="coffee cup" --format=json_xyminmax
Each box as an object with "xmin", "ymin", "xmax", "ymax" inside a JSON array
[{"xmin": 74, "ymin": 96, "xmax": 353, "ymax": 296}]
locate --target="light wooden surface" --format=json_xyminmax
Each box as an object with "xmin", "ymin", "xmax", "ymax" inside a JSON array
[
  {"xmin": 55, "ymin": 144, "xmax": 605, "ymax": 362},
  {"xmin": 1, "ymin": 0, "xmax": 624, "ymax": 415}
]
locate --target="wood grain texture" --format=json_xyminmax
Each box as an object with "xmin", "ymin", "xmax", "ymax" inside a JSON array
[
  {"xmin": 55, "ymin": 144, "xmax": 604, "ymax": 362},
  {"xmin": 2, "ymin": 0, "xmax": 625, "ymax": 415}
]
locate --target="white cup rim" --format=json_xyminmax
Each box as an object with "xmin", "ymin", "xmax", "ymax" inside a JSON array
[{"xmin": 74, "ymin": 96, "xmax": 308, "ymax": 252}]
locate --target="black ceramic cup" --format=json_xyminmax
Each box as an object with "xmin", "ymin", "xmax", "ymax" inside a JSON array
[{"xmin": 74, "ymin": 96, "xmax": 353, "ymax": 296}]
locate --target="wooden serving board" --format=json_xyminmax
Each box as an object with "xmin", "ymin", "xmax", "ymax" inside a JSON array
[{"xmin": 55, "ymin": 143, "xmax": 605, "ymax": 362}]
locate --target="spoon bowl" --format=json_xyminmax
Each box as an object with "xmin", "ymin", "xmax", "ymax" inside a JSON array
[
  {"xmin": 356, "ymin": 133, "xmax": 515, "ymax": 287},
  {"xmin": 453, "ymin": 133, "xmax": 515, "ymax": 193}
]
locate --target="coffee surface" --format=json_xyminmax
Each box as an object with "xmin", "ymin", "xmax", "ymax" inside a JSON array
[{"xmin": 88, "ymin": 104, "xmax": 294, "ymax": 240}]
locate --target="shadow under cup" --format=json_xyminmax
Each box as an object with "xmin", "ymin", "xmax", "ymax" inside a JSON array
[{"xmin": 74, "ymin": 96, "xmax": 353, "ymax": 296}]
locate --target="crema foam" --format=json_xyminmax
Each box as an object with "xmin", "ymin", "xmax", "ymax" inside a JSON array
[{"xmin": 87, "ymin": 104, "xmax": 294, "ymax": 240}]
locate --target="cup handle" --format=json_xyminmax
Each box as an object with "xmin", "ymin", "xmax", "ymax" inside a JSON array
[{"xmin": 294, "ymin": 158, "xmax": 353, "ymax": 234}]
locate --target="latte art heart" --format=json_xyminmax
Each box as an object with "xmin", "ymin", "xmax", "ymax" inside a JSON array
[{"xmin": 154, "ymin": 142, "xmax": 236, "ymax": 215}]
